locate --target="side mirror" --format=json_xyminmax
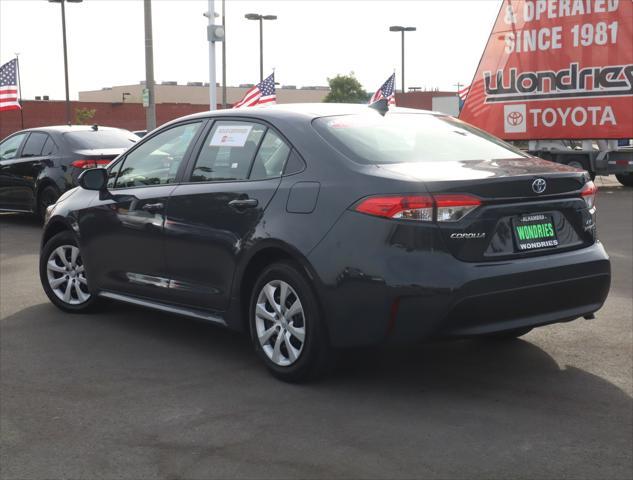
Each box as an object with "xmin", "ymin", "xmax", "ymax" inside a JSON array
[{"xmin": 78, "ymin": 168, "xmax": 108, "ymax": 191}]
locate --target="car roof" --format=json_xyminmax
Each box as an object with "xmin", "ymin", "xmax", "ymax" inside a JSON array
[
  {"xmin": 173, "ymin": 103, "xmax": 436, "ymax": 124},
  {"xmin": 18, "ymin": 125, "xmax": 129, "ymax": 134}
]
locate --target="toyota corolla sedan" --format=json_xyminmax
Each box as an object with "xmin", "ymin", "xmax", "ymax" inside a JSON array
[
  {"xmin": 0, "ymin": 125, "xmax": 138, "ymax": 218},
  {"xmin": 39, "ymin": 104, "xmax": 611, "ymax": 381}
]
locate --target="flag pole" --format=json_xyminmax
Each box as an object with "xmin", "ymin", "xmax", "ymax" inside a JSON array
[{"xmin": 15, "ymin": 53, "xmax": 24, "ymax": 129}]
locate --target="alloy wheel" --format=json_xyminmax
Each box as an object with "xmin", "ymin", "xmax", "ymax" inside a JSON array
[
  {"xmin": 46, "ymin": 245, "xmax": 91, "ymax": 305},
  {"xmin": 255, "ymin": 280, "xmax": 306, "ymax": 367}
]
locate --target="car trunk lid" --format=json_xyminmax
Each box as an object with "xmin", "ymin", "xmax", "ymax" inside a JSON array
[{"xmin": 377, "ymin": 159, "xmax": 595, "ymax": 261}]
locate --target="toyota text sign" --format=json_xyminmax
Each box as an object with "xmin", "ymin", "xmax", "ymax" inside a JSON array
[{"xmin": 459, "ymin": 0, "xmax": 633, "ymax": 140}]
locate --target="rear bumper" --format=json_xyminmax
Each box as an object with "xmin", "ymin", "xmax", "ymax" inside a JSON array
[{"xmin": 309, "ymin": 212, "xmax": 611, "ymax": 347}]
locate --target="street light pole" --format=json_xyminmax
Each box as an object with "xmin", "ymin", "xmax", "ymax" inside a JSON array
[
  {"xmin": 143, "ymin": 0, "xmax": 156, "ymax": 130},
  {"xmin": 49, "ymin": 0, "xmax": 82, "ymax": 125},
  {"xmin": 207, "ymin": 0, "xmax": 217, "ymax": 109},
  {"xmin": 259, "ymin": 17, "xmax": 263, "ymax": 82},
  {"xmin": 245, "ymin": 13, "xmax": 277, "ymax": 83},
  {"xmin": 389, "ymin": 25, "xmax": 416, "ymax": 94},
  {"xmin": 60, "ymin": 0, "xmax": 70, "ymax": 124},
  {"xmin": 222, "ymin": 0, "xmax": 227, "ymax": 109}
]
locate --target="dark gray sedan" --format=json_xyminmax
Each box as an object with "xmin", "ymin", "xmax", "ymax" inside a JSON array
[{"xmin": 0, "ymin": 125, "xmax": 137, "ymax": 218}]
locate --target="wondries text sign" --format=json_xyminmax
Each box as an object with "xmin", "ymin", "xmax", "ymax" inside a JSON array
[{"xmin": 459, "ymin": 0, "xmax": 633, "ymax": 140}]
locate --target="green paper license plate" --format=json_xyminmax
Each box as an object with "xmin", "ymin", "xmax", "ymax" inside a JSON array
[{"xmin": 513, "ymin": 214, "xmax": 559, "ymax": 251}]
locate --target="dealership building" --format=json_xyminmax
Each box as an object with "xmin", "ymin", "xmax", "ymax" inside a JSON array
[
  {"xmin": 1, "ymin": 83, "xmax": 460, "ymax": 139},
  {"xmin": 78, "ymin": 82, "xmax": 331, "ymax": 106}
]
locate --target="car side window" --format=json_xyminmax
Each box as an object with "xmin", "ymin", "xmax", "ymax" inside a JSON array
[
  {"xmin": 107, "ymin": 159, "xmax": 123, "ymax": 189},
  {"xmin": 284, "ymin": 149, "xmax": 306, "ymax": 176},
  {"xmin": 0, "ymin": 133, "xmax": 27, "ymax": 160},
  {"xmin": 41, "ymin": 136, "xmax": 58, "ymax": 156},
  {"xmin": 249, "ymin": 129, "xmax": 290, "ymax": 180},
  {"xmin": 21, "ymin": 132, "xmax": 49, "ymax": 157},
  {"xmin": 114, "ymin": 122, "xmax": 202, "ymax": 188},
  {"xmin": 190, "ymin": 121, "xmax": 265, "ymax": 182}
]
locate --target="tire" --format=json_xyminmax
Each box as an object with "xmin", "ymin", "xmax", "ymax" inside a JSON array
[
  {"xmin": 485, "ymin": 327, "xmax": 533, "ymax": 340},
  {"xmin": 39, "ymin": 231, "xmax": 98, "ymax": 313},
  {"xmin": 616, "ymin": 173, "xmax": 633, "ymax": 187},
  {"xmin": 248, "ymin": 261, "xmax": 333, "ymax": 382},
  {"xmin": 37, "ymin": 185, "xmax": 60, "ymax": 220},
  {"xmin": 563, "ymin": 156, "xmax": 595, "ymax": 180}
]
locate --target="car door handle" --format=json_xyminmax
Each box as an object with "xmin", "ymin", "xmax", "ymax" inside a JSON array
[
  {"xmin": 142, "ymin": 202, "xmax": 164, "ymax": 212},
  {"xmin": 228, "ymin": 198, "xmax": 258, "ymax": 209}
]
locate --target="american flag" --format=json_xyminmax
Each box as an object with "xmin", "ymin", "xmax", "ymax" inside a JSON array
[
  {"xmin": 457, "ymin": 84, "xmax": 470, "ymax": 101},
  {"xmin": 462, "ymin": 78, "xmax": 488, "ymax": 116},
  {"xmin": 0, "ymin": 59, "xmax": 21, "ymax": 112},
  {"xmin": 233, "ymin": 72, "xmax": 276, "ymax": 109},
  {"xmin": 370, "ymin": 73, "xmax": 396, "ymax": 106}
]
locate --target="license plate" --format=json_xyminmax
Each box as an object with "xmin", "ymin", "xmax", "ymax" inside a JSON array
[{"xmin": 513, "ymin": 213, "xmax": 559, "ymax": 251}]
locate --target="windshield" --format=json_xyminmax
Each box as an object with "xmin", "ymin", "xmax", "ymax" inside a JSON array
[
  {"xmin": 313, "ymin": 113, "xmax": 528, "ymax": 165},
  {"xmin": 64, "ymin": 130, "xmax": 138, "ymax": 150}
]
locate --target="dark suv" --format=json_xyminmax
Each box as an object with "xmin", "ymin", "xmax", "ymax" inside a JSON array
[{"xmin": 0, "ymin": 125, "xmax": 137, "ymax": 217}]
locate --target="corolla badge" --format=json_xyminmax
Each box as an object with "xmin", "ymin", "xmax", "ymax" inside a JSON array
[{"xmin": 532, "ymin": 178, "xmax": 547, "ymax": 194}]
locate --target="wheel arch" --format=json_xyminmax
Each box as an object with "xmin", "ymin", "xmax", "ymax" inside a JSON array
[
  {"xmin": 41, "ymin": 217, "xmax": 75, "ymax": 250},
  {"xmin": 234, "ymin": 241, "xmax": 326, "ymax": 335}
]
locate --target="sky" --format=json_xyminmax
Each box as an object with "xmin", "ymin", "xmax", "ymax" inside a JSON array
[{"xmin": 0, "ymin": 0, "xmax": 502, "ymax": 100}]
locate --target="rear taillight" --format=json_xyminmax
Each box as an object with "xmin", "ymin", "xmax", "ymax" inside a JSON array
[
  {"xmin": 580, "ymin": 181, "xmax": 597, "ymax": 209},
  {"xmin": 71, "ymin": 159, "xmax": 111, "ymax": 169},
  {"xmin": 354, "ymin": 194, "xmax": 481, "ymax": 222},
  {"xmin": 355, "ymin": 195, "xmax": 434, "ymax": 221},
  {"xmin": 434, "ymin": 194, "xmax": 482, "ymax": 222}
]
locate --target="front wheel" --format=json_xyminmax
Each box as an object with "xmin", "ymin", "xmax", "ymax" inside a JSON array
[
  {"xmin": 249, "ymin": 262, "xmax": 333, "ymax": 382},
  {"xmin": 615, "ymin": 173, "xmax": 633, "ymax": 187},
  {"xmin": 39, "ymin": 231, "xmax": 97, "ymax": 312}
]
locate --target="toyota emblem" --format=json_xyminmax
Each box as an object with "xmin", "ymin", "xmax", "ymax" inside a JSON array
[
  {"xmin": 532, "ymin": 178, "xmax": 547, "ymax": 194},
  {"xmin": 507, "ymin": 110, "xmax": 524, "ymax": 126}
]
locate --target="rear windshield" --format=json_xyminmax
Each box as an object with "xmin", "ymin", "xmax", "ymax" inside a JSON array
[
  {"xmin": 63, "ymin": 130, "xmax": 138, "ymax": 150},
  {"xmin": 313, "ymin": 113, "xmax": 528, "ymax": 165}
]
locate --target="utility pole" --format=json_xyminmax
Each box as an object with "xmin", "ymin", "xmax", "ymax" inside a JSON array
[
  {"xmin": 221, "ymin": 0, "xmax": 227, "ymax": 108},
  {"xmin": 208, "ymin": 0, "xmax": 217, "ymax": 109},
  {"xmin": 454, "ymin": 82, "xmax": 464, "ymax": 93},
  {"xmin": 143, "ymin": 0, "xmax": 156, "ymax": 130}
]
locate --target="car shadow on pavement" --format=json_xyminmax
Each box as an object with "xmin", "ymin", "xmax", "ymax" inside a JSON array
[
  {"xmin": 2, "ymin": 301, "xmax": 632, "ymax": 479},
  {"xmin": 2, "ymin": 301, "xmax": 630, "ymax": 398}
]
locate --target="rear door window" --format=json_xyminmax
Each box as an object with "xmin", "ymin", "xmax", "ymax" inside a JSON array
[
  {"xmin": 41, "ymin": 136, "xmax": 58, "ymax": 156},
  {"xmin": 249, "ymin": 129, "xmax": 290, "ymax": 180},
  {"xmin": 21, "ymin": 132, "xmax": 49, "ymax": 157},
  {"xmin": 189, "ymin": 121, "xmax": 266, "ymax": 182}
]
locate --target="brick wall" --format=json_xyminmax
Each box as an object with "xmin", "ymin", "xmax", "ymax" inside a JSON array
[{"xmin": 0, "ymin": 100, "xmax": 219, "ymax": 139}]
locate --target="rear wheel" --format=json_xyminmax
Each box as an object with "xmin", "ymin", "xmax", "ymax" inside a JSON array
[
  {"xmin": 616, "ymin": 173, "xmax": 633, "ymax": 187},
  {"xmin": 249, "ymin": 262, "xmax": 333, "ymax": 382},
  {"xmin": 37, "ymin": 185, "xmax": 60, "ymax": 220},
  {"xmin": 39, "ymin": 231, "xmax": 97, "ymax": 312}
]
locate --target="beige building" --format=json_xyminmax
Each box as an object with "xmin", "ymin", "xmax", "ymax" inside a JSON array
[{"xmin": 79, "ymin": 82, "xmax": 330, "ymax": 106}]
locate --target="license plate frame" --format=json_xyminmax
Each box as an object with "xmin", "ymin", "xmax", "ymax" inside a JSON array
[{"xmin": 512, "ymin": 213, "xmax": 559, "ymax": 252}]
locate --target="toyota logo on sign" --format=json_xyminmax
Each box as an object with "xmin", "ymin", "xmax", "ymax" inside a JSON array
[
  {"xmin": 503, "ymin": 104, "xmax": 527, "ymax": 133},
  {"xmin": 507, "ymin": 111, "xmax": 523, "ymax": 126},
  {"xmin": 532, "ymin": 178, "xmax": 547, "ymax": 194}
]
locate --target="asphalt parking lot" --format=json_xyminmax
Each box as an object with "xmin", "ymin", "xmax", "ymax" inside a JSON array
[{"xmin": 1, "ymin": 182, "xmax": 631, "ymax": 480}]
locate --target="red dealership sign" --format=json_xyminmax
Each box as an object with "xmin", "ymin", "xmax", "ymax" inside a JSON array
[{"xmin": 459, "ymin": 0, "xmax": 633, "ymax": 140}]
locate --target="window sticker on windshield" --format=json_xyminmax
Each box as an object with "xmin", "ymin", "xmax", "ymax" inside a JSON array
[{"xmin": 210, "ymin": 125, "xmax": 253, "ymax": 147}]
